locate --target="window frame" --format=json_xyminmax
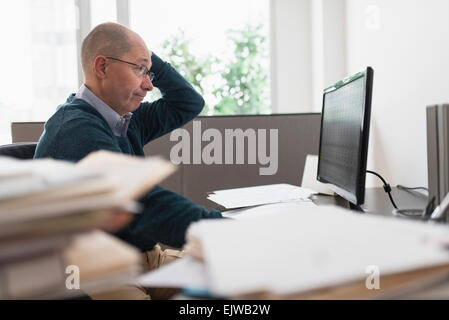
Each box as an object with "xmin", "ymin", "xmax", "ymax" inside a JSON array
[
  {"xmin": 75, "ymin": 0, "xmax": 129, "ymax": 87},
  {"xmin": 77, "ymin": 0, "xmax": 275, "ymax": 116}
]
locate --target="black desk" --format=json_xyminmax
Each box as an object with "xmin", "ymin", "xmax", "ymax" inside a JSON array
[{"xmin": 312, "ymin": 187, "xmax": 428, "ymax": 218}]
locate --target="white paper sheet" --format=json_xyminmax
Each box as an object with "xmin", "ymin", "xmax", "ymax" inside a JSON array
[
  {"xmin": 136, "ymin": 256, "xmax": 210, "ymax": 290},
  {"xmin": 0, "ymin": 157, "xmax": 98, "ymax": 200},
  {"xmin": 222, "ymin": 200, "xmax": 317, "ymax": 220},
  {"xmin": 189, "ymin": 205, "xmax": 449, "ymax": 297},
  {"xmin": 207, "ymin": 184, "xmax": 317, "ymax": 209},
  {"xmin": 301, "ymin": 155, "xmax": 334, "ymax": 195}
]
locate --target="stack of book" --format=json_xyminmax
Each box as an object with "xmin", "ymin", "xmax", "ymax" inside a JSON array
[{"xmin": 0, "ymin": 150, "xmax": 175, "ymax": 299}]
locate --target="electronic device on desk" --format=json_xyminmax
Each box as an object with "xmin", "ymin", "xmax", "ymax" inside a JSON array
[
  {"xmin": 426, "ymin": 104, "xmax": 449, "ymax": 223},
  {"xmin": 317, "ymin": 67, "xmax": 374, "ymax": 212}
]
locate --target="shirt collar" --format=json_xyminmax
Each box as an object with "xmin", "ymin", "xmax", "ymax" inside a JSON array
[{"xmin": 75, "ymin": 84, "xmax": 133, "ymax": 137}]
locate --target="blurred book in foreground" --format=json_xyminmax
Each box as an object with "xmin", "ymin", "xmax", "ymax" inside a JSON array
[
  {"xmin": 0, "ymin": 150, "xmax": 176, "ymax": 299},
  {"xmin": 0, "ymin": 151, "xmax": 176, "ymax": 224},
  {"xmin": 1, "ymin": 230, "xmax": 141, "ymax": 300},
  {"xmin": 180, "ymin": 204, "xmax": 449, "ymax": 299}
]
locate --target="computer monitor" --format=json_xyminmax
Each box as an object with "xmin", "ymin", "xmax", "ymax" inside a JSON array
[
  {"xmin": 426, "ymin": 104, "xmax": 449, "ymax": 221},
  {"xmin": 317, "ymin": 67, "xmax": 374, "ymax": 210}
]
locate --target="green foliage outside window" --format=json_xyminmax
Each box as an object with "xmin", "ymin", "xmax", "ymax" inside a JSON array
[{"xmin": 150, "ymin": 23, "xmax": 270, "ymax": 116}]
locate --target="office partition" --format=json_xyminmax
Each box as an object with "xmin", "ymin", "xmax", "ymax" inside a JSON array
[{"xmin": 12, "ymin": 113, "xmax": 322, "ymax": 208}]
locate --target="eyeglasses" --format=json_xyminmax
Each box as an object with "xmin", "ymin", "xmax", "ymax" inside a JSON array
[{"xmin": 106, "ymin": 57, "xmax": 155, "ymax": 81}]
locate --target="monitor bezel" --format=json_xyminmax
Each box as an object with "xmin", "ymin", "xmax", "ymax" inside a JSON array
[{"xmin": 317, "ymin": 67, "xmax": 374, "ymax": 206}]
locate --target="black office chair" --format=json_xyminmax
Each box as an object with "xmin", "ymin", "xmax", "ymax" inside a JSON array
[{"xmin": 0, "ymin": 142, "xmax": 37, "ymax": 159}]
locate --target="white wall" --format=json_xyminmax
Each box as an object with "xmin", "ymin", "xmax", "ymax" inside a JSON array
[
  {"xmin": 345, "ymin": 0, "xmax": 449, "ymax": 188},
  {"xmin": 270, "ymin": 0, "xmax": 313, "ymax": 113},
  {"xmin": 273, "ymin": 0, "xmax": 449, "ymax": 188},
  {"xmin": 311, "ymin": 0, "xmax": 347, "ymax": 111},
  {"xmin": 272, "ymin": 0, "xmax": 347, "ymax": 113}
]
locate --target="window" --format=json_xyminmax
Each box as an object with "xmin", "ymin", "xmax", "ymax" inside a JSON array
[
  {"xmin": 130, "ymin": 0, "xmax": 270, "ymax": 116},
  {"xmin": 0, "ymin": 0, "xmax": 78, "ymax": 145},
  {"xmin": 90, "ymin": 0, "xmax": 117, "ymax": 28},
  {"xmin": 0, "ymin": 0, "xmax": 270, "ymax": 145}
]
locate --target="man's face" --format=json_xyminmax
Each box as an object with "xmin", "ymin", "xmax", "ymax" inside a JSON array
[{"xmin": 103, "ymin": 37, "xmax": 153, "ymax": 116}]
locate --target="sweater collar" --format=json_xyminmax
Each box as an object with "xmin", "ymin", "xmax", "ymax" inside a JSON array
[{"xmin": 75, "ymin": 84, "xmax": 133, "ymax": 137}]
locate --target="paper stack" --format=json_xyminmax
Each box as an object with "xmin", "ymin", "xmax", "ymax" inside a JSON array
[
  {"xmin": 180, "ymin": 204, "xmax": 449, "ymax": 299},
  {"xmin": 207, "ymin": 184, "xmax": 316, "ymax": 210},
  {"xmin": 0, "ymin": 151, "xmax": 176, "ymax": 299}
]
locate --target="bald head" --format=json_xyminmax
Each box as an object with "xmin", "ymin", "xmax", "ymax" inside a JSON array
[
  {"xmin": 81, "ymin": 22, "xmax": 134, "ymax": 76},
  {"xmin": 79, "ymin": 23, "xmax": 153, "ymax": 116}
]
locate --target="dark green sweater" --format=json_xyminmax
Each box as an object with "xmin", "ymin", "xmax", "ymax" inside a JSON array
[{"xmin": 34, "ymin": 53, "xmax": 222, "ymax": 250}]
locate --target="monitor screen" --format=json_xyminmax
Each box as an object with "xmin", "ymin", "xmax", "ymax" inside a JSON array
[{"xmin": 317, "ymin": 67, "xmax": 374, "ymax": 207}]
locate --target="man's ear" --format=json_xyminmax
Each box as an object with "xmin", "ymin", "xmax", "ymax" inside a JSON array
[{"xmin": 93, "ymin": 56, "xmax": 107, "ymax": 79}]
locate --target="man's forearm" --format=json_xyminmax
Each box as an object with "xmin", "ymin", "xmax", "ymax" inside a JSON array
[
  {"xmin": 137, "ymin": 53, "xmax": 205, "ymax": 143},
  {"xmin": 150, "ymin": 52, "xmax": 204, "ymax": 115}
]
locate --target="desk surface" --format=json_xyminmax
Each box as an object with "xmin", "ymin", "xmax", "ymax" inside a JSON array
[{"xmin": 312, "ymin": 187, "xmax": 428, "ymax": 218}]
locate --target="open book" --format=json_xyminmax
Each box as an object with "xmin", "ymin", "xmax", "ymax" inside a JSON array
[
  {"xmin": 0, "ymin": 151, "xmax": 176, "ymax": 299},
  {"xmin": 1, "ymin": 230, "xmax": 141, "ymax": 299},
  {"xmin": 0, "ymin": 151, "xmax": 176, "ymax": 225}
]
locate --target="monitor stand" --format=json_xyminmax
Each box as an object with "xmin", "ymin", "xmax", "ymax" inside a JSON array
[
  {"xmin": 333, "ymin": 194, "xmax": 365, "ymax": 212},
  {"xmin": 349, "ymin": 203, "xmax": 364, "ymax": 212}
]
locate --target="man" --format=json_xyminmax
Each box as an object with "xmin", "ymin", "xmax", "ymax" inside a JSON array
[{"xmin": 34, "ymin": 22, "xmax": 223, "ymax": 299}]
